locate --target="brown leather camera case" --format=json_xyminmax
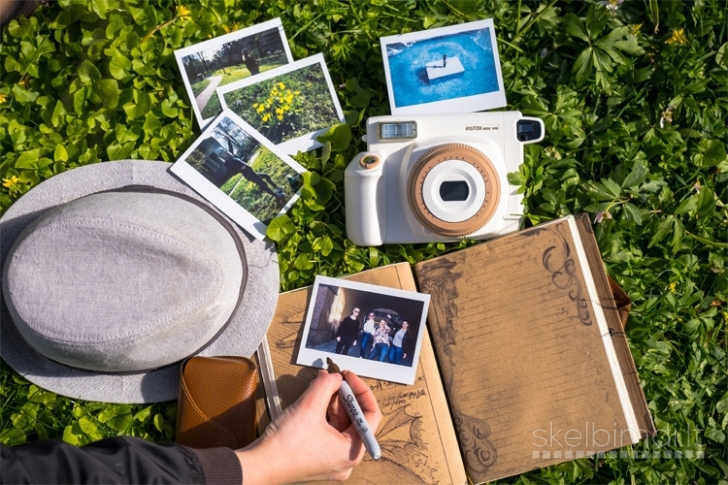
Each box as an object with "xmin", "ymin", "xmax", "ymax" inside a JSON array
[{"xmin": 176, "ymin": 356, "xmax": 258, "ymax": 449}]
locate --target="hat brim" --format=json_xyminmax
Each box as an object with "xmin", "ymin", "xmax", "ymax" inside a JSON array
[{"xmin": 0, "ymin": 160, "xmax": 279, "ymax": 403}]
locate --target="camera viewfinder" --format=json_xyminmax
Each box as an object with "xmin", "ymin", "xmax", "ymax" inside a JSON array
[
  {"xmin": 378, "ymin": 122, "xmax": 417, "ymax": 141},
  {"xmin": 516, "ymin": 120, "xmax": 542, "ymax": 142}
]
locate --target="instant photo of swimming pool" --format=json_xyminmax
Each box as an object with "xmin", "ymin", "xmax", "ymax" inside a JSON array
[{"xmin": 380, "ymin": 19, "xmax": 506, "ymax": 115}]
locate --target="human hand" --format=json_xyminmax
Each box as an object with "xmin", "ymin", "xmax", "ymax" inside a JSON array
[
  {"xmin": 336, "ymin": 336, "xmax": 341, "ymax": 342},
  {"xmin": 236, "ymin": 370, "xmax": 382, "ymax": 484}
]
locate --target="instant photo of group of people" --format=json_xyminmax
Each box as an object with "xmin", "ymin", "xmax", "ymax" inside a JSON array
[
  {"xmin": 297, "ymin": 276, "xmax": 430, "ymax": 385},
  {"xmin": 334, "ymin": 308, "xmax": 414, "ymax": 365}
]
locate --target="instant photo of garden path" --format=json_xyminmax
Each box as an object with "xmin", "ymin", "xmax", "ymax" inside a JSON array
[{"xmin": 1, "ymin": 1, "xmax": 726, "ymax": 483}]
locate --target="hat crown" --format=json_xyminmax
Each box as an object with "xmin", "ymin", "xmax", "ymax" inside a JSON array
[{"xmin": 3, "ymin": 192, "xmax": 244, "ymax": 373}]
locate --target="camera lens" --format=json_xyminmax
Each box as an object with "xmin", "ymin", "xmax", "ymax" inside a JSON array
[
  {"xmin": 439, "ymin": 181, "xmax": 470, "ymax": 202},
  {"xmin": 407, "ymin": 143, "xmax": 500, "ymax": 238}
]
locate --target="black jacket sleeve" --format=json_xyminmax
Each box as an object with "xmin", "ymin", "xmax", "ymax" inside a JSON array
[{"xmin": 1, "ymin": 437, "xmax": 242, "ymax": 485}]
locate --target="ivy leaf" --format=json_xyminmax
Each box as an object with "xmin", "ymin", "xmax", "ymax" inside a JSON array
[
  {"xmin": 705, "ymin": 427, "xmax": 725, "ymax": 444},
  {"xmin": 15, "ymin": 149, "xmax": 42, "ymax": 169},
  {"xmin": 78, "ymin": 60, "xmax": 101, "ymax": 84},
  {"xmin": 316, "ymin": 123, "xmax": 352, "ymax": 153},
  {"xmin": 301, "ymin": 171, "xmax": 334, "ymax": 211},
  {"xmin": 106, "ymin": 140, "xmax": 134, "ymax": 160},
  {"xmin": 50, "ymin": 100, "xmax": 67, "ymax": 127},
  {"xmin": 344, "ymin": 78, "xmax": 373, "ymax": 109},
  {"xmin": 11, "ymin": 84, "xmax": 39, "ymax": 104},
  {"xmin": 62, "ymin": 425, "xmax": 83, "ymax": 446},
  {"xmin": 312, "ymin": 235, "xmax": 334, "ymax": 256},
  {"xmin": 78, "ymin": 416, "xmax": 99, "ymax": 436},
  {"xmin": 95, "ymin": 79, "xmax": 120, "ymax": 109},
  {"xmin": 109, "ymin": 54, "xmax": 132, "ymax": 80},
  {"xmin": 294, "ymin": 253, "xmax": 314, "ymax": 271},
  {"xmin": 54, "ymin": 144, "xmax": 68, "ymax": 162},
  {"xmin": 161, "ymin": 99, "xmax": 178, "ymax": 118},
  {"xmin": 697, "ymin": 139, "xmax": 726, "ymax": 167},
  {"xmin": 91, "ymin": 0, "xmax": 120, "ymax": 19},
  {"xmin": 5, "ymin": 54, "xmax": 22, "ymax": 73},
  {"xmin": 266, "ymin": 215, "xmax": 296, "ymax": 242},
  {"xmin": 152, "ymin": 413, "xmax": 164, "ymax": 433},
  {"xmin": 319, "ymin": 141, "xmax": 332, "ymax": 168}
]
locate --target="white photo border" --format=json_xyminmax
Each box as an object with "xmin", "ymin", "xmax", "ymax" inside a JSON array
[
  {"xmin": 174, "ymin": 18, "xmax": 294, "ymax": 128},
  {"xmin": 380, "ymin": 18, "xmax": 507, "ymax": 115},
  {"xmin": 216, "ymin": 53, "xmax": 345, "ymax": 155},
  {"xmin": 170, "ymin": 108, "xmax": 305, "ymax": 240},
  {"xmin": 296, "ymin": 275, "xmax": 431, "ymax": 385}
]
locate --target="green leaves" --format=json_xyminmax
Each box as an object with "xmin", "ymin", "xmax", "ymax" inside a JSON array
[
  {"xmin": 300, "ymin": 171, "xmax": 335, "ymax": 211},
  {"xmin": 266, "ymin": 214, "xmax": 296, "ymax": 242},
  {"xmin": 316, "ymin": 123, "xmax": 352, "ymax": 153},
  {"xmin": 1, "ymin": 2, "xmax": 727, "ymax": 484},
  {"xmin": 695, "ymin": 139, "xmax": 727, "ymax": 168},
  {"xmin": 566, "ymin": 12, "xmax": 645, "ymax": 90},
  {"xmin": 78, "ymin": 60, "xmax": 101, "ymax": 84}
]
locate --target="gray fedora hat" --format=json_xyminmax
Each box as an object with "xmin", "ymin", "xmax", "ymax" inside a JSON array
[{"xmin": 0, "ymin": 160, "xmax": 279, "ymax": 403}]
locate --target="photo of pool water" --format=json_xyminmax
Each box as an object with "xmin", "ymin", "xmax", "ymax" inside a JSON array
[{"xmin": 386, "ymin": 27, "xmax": 500, "ymax": 109}]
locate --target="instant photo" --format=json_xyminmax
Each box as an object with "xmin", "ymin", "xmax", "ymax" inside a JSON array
[
  {"xmin": 217, "ymin": 54, "xmax": 345, "ymax": 154},
  {"xmin": 296, "ymin": 275, "xmax": 430, "ymax": 385},
  {"xmin": 380, "ymin": 19, "xmax": 506, "ymax": 115},
  {"xmin": 170, "ymin": 109, "xmax": 305, "ymax": 240},
  {"xmin": 175, "ymin": 18, "xmax": 294, "ymax": 127}
]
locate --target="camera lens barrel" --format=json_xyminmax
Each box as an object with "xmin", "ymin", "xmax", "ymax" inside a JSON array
[{"xmin": 406, "ymin": 143, "xmax": 501, "ymax": 238}]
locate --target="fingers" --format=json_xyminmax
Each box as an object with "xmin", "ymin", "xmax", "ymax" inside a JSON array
[
  {"xmin": 326, "ymin": 391, "xmax": 350, "ymax": 431},
  {"xmin": 341, "ymin": 371, "xmax": 382, "ymax": 430},
  {"xmin": 301, "ymin": 370, "xmax": 343, "ymax": 411}
]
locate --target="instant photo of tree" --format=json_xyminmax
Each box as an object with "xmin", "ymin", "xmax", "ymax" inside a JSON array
[
  {"xmin": 175, "ymin": 19, "xmax": 293, "ymax": 126},
  {"xmin": 218, "ymin": 54, "xmax": 344, "ymax": 153}
]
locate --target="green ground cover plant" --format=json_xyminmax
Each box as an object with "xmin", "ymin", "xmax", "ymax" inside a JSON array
[
  {"xmin": 224, "ymin": 64, "xmax": 340, "ymax": 144},
  {"xmin": 0, "ymin": 1, "xmax": 726, "ymax": 484}
]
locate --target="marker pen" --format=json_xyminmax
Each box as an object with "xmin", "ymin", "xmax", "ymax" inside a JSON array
[{"xmin": 326, "ymin": 357, "xmax": 381, "ymax": 460}]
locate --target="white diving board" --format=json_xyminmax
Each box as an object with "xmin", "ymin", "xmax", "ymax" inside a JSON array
[{"xmin": 425, "ymin": 56, "xmax": 465, "ymax": 81}]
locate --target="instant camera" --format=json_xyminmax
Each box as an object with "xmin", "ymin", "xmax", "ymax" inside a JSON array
[{"xmin": 344, "ymin": 111, "xmax": 545, "ymax": 246}]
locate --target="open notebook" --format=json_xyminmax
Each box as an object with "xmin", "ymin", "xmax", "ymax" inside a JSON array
[{"xmin": 257, "ymin": 214, "xmax": 655, "ymax": 484}]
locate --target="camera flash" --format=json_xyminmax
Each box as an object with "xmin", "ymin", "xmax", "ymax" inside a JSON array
[{"xmin": 378, "ymin": 122, "xmax": 417, "ymax": 141}]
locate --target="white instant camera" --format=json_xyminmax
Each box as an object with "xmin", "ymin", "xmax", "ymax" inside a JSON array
[{"xmin": 344, "ymin": 111, "xmax": 545, "ymax": 246}]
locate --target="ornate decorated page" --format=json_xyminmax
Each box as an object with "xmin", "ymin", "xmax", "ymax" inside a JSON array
[
  {"xmin": 258, "ymin": 262, "xmax": 467, "ymax": 485},
  {"xmin": 414, "ymin": 214, "xmax": 654, "ymax": 483}
]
